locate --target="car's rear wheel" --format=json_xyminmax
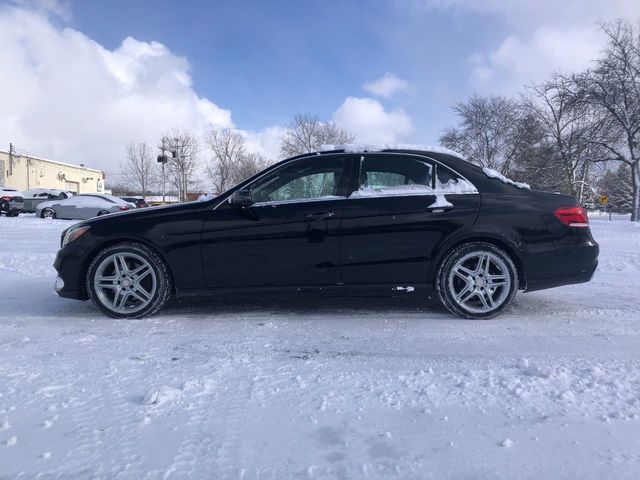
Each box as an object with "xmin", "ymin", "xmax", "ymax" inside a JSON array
[
  {"xmin": 97, "ymin": 210, "xmax": 109, "ymax": 216},
  {"xmin": 41, "ymin": 208, "xmax": 56, "ymax": 219},
  {"xmin": 86, "ymin": 243, "xmax": 172, "ymax": 319},
  {"xmin": 436, "ymin": 242, "xmax": 518, "ymax": 319}
]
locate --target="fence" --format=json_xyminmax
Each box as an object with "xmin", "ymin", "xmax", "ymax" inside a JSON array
[{"xmin": 589, "ymin": 206, "xmax": 640, "ymax": 221}]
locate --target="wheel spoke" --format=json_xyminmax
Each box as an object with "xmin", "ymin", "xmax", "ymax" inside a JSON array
[
  {"xmin": 453, "ymin": 267, "xmax": 471, "ymax": 282},
  {"xmin": 111, "ymin": 289, "xmax": 127, "ymax": 310},
  {"xmin": 130, "ymin": 264, "xmax": 152, "ymax": 280},
  {"xmin": 116, "ymin": 254, "xmax": 130, "ymax": 274},
  {"xmin": 457, "ymin": 287, "xmax": 477, "ymax": 306},
  {"xmin": 484, "ymin": 290, "xmax": 495, "ymax": 308},
  {"xmin": 96, "ymin": 275, "xmax": 117, "ymax": 289},
  {"xmin": 477, "ymin": 291, "xmax": 490, "ymax": 309},
  {"xmin": 130, "ymin": 285, "xmax": 151, "ymax": 303}
]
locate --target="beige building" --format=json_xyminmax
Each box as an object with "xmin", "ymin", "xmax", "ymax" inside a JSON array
[{"xmin": 0, "ymin": 150, "xmax": 105, "ymax": 194}]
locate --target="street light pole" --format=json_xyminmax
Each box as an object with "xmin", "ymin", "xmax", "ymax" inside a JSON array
[{"xmin": 157, "ymin": 138, "xmax": 168, "ymax": 204}]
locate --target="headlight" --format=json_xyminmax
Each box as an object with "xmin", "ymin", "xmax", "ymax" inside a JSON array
[{"xmin": 61, "ymin": 225, "xmax": 90, "ymax": 247}]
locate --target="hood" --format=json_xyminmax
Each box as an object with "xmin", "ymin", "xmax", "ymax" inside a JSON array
[{"xmin": 81, "ymin": 200, "xmax": 209, "ymax": 226}]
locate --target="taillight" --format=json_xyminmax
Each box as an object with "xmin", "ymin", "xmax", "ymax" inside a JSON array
[
  {"xmin": 554, "ymin": 206, "xmax": 589, "ymax": 228},
  {"xmin": 118, "ymin": 206, "xmax": 129, "ymax": 211},
  {"xmin": 1, "ymin": 196, "xmax": 12, "ymax": 202}
]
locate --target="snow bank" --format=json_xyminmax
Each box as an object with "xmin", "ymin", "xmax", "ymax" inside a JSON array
[{"xmin": 482, "ymin": 167, "xmax": 530, "ymax": 189}]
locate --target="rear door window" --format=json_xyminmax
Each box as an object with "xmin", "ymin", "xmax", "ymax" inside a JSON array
[{"xmin": 352, "ymin": 155, "xmax": 434, "ymax": 197}]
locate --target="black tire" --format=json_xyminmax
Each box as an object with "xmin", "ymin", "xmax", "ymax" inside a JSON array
[
  {"xmin": 5, "ymin": 212, "xmax": 18, "ymax": 217},
  {"xmin": 97, "ymin": 210, "xmax": 110, "ymax": 216},
  {"xmin": 86, "ymin": 242, "xmax": 172, "ymax": 319},
  {"xmin": 436, "ymin": 242, "xmax": 518, "ymax": 319},
  {"xmin": 41, "ymin": 208, "xmax": 57, "ymax": 219}
]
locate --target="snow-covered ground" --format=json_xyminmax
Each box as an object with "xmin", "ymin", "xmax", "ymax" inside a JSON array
[{"xmin": 1, "ymin": 214, "xmax": 639, "ymax": 479}]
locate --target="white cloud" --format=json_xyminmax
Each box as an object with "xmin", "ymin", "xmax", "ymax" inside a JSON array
[
  {"xmin": 0, "ymin": 5, "xmax": 233, "ymax": 176},
  {"xmin": 469, "ymin": 26, "xmax": 605, "ymax": 90},
  {"xmin": 363, "ymin": 73, "xmax": 412, "ymax": 98},
  {"xmin": 417, "ymin": 0, "xmax": 640, "ymax": 29},
  {"xmin": 416, "ymin": 0, "xmax": 640, "ymax": 92},
  {"xmin": 332, "ymin": 97, "xmax": 413, "ymax": 144},
  {"xmin": 13, "ymin": 0, "xmax": 71, "ymax": 21},
  {"xmin": 243, "ymin": 125, "xmax": 288, "ymax": 161}
]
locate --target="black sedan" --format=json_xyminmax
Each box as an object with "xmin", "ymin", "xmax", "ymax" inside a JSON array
[{"xmin": 53, "ymin": 148, "xmax": 598, "ymax": 319}]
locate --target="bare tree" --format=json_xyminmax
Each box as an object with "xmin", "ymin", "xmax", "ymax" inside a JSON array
[
  {"xmin": 280, "ymin": 114, "xmax": 354, "ymax": 158},
  {"xmin": 439, "ymin": 94, "xmax": 535, "ymax": 175},
  {"xmin": 160, "ymin": 129, "xmax": 200, "ymax": 202},
  {"xmin": 121, "ymin": 142, "xmax": 156, "ymax": 195},
  {"xmin": 205, "ymin": 127, "xmax": 269, "ymax": 194},
  {"xmin": 521, "ymin": 74, "xmax": 600, "ymax": 200},
  {"xmin": 571, "ymin": 21, "xmax": 640, "ymax": 221},
  {"xmin": 108, "ymin": 182, "xmax": 133, "ymax": 196}
]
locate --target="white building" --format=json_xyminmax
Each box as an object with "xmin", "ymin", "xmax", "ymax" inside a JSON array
[{"xmin": 0, "ymin": 149, "xmax": 105, "ymax": 194}]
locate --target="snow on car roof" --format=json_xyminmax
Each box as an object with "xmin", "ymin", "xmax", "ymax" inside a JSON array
[
  {"xmin": 482, "ymin": 167, "xmax": 530, "ymax": 190},
  {"xmin": 320, "ymin": 144, "xmax": 466, "ymax": 160}
]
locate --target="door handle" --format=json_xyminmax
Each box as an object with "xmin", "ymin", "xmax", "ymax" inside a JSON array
[
  {"xmin": 306, "ymin": 212, "xmax": 335, "ymax": 221},
  {"xmin": 426, "ymin": 206, "xmax": 454, "ymax": 213}
]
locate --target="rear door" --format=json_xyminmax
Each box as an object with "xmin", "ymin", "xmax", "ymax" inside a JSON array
[{"xmin": 339, "ymin": 153, "xmax": 480, "ymax": 288}]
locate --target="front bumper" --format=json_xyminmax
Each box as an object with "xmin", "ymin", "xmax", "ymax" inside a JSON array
[{"xmin": 53, "ymin": 238, "xmax": 93, "ymax": 300}]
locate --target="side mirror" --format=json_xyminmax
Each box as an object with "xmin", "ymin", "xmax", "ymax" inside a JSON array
[{"xmin": 229, "ymin": 188, "xmax": 254, "ymax": 207}]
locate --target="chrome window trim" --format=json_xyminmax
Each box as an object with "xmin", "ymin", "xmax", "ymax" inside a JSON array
[{"xmin": 211, "ymin": 151, "xmax": 479, "ymax": 211}]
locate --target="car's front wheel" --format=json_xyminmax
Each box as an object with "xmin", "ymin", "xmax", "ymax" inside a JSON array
[
  {"xmin": 86, "ymin": 243, "xmax": 172, "ymax": 318},
  {"xmin": 436, "ymin": 242, "xmax": 518, "ymax": 319}
]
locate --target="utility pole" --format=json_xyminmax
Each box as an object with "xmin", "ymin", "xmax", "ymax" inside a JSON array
[
  {"xmin": 171, "ymin": 137, "xmax": 186, "ymax": 202},
  {"xmin": 8, "ymin": 142, "xmax": 14, "ymax": 176},
  {"xmin": 157, "ymin": 139, "xmax": 168, "ymax": 204}
]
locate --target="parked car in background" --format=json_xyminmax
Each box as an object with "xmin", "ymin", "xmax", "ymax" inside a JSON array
[
  {"xmin": 36, "ymin": 194, "xmax": 135, "ymax": 220},
  {"xmin": 0, "ymin": 186, "xmax": 24, "ymax": 217},
  {"xmin": 22, "ymin": 189, "xmax": 74, "ymax": 213},
  {"xmin": 119, "ymin": 196, "xmax": 149, "ymax": 208},
  {"xmin": 53, "ymin": 147, "xmax": 599, "ymax": 320}
]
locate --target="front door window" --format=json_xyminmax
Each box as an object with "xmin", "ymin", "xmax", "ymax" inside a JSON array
[{"xmin": 250, "ymin": 156, "xmax": 347, "ymax": 204}]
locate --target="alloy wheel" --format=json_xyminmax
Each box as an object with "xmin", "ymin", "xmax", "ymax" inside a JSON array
[
  {"xmin": 447, "ymin": 251, "xmax": 511, "ymax": 314},
  {"xmin": 93, "ymin": 252, "xmax": 157, "ymax": 314}
]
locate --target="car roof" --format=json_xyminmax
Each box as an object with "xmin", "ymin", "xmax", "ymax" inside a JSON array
[{"xmin": 307, "ymin": 147, "xmax": 529, "ymax": 194}]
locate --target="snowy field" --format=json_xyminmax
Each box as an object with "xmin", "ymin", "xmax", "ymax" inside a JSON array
[{"xmin": 1, "ymin": 214, "xmax": 639, "ymax": 479}]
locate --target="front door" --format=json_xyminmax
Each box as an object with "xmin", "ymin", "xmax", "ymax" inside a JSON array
[
  {"xmin": 339, "ymin": 153, "xmax": 480, "ymax": 287},
  {"xmin": 201, "ymin": 154, "xmax": 352, "ymax": 289}
]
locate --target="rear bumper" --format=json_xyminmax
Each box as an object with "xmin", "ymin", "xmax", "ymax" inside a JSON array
[
  {"xmin": 1, "ymin": 201, "xmax": 23, "ymax": 214},
  {"xmin": 523, "ymin": 242, "xmax": 599, "ymax": 292}
]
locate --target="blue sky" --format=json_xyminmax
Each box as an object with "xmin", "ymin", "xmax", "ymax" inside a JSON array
[
  {"xmin": 68, "ymin": 0, "xmax": 500, "ymax": 137},
  {"xmin": 1, "ymin": 0, "xmax": 637, "ymax": 173}
]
